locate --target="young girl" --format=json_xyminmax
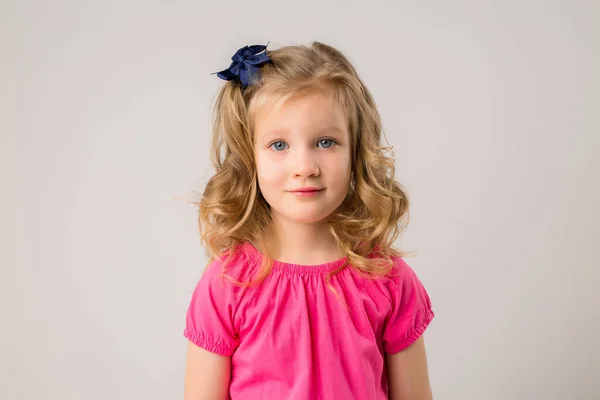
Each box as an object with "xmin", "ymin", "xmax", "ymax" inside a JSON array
[{"xmin": 184, "ymin": 42, "xmax": 435, "ymax": 400}]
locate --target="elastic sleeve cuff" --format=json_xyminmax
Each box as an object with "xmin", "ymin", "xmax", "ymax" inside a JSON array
[
  {"xmin": 385, "ymin": 309, "xmax": 435, "ymax": 354},
  {"xmin": 184, "ymin": 328, "xmax": 235, "ymax": 356}
]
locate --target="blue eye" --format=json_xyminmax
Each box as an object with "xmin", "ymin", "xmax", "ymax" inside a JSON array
[
  {"xmin": 270, "ymin": 141, "xmax": 288, "ymax": 151},
  {"xmin": 317, "ymin": 138, "xmax": 336, "ymax": 148}
]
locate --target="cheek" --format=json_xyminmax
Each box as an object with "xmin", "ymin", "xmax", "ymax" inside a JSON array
[
  {"xmin": 331, "ymin": 151, "xmax": 352, "ymax": 181},
  {"xmin": 255, "ymin": 153, "xmax": 282, "ymax": 189},
  {"xmin": 339, "ymin": 156, "xmax": 353, "ymax": 195}
]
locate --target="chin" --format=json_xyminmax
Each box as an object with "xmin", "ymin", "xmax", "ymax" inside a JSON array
[{"xmin": 278, "ymin": 209, "xmax": 334, "ymax": 225}]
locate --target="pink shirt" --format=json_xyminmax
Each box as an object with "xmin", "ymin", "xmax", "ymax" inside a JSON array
[{"xmin": 184, "ymin": 242, "xmax": 434, "ymax": 399}]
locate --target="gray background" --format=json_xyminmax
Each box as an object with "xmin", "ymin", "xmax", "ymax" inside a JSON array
[{"xmin": 2, "ymin": 0, "xmax": 599, "ymax": 399}]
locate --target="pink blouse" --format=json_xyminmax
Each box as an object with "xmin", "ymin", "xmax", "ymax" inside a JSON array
[{"xmin": 184, "ymin": 242, "xmax": 434, "ymax": 399}]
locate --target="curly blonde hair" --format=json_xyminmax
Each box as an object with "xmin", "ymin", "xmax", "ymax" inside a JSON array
[{"xmin": 194, "ymin": 41, "xmax": 412, "ymax": 286}]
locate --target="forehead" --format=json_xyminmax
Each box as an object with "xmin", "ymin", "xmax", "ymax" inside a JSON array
[{"xmin": 252, "ymin": 89, "xmax": 348, "ymax": 137}]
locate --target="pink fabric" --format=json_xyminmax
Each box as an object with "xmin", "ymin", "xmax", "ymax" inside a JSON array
[{"xmin": 184, "ymin": 242, "xmax": 434, "ymax": 399}]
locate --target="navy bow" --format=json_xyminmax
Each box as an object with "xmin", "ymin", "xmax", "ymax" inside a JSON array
[{"xmin": 214, "ymin": 44, "xmax": 271, "ymax": 87}]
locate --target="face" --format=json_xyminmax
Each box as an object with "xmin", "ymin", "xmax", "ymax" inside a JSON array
[{"xmin": 253, "ymin": 89, "xmax": 352, "ymax": 226}]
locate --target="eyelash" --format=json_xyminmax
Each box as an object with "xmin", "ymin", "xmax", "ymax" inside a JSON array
[{"xmin": 269, "ymin": 138, "xmax": 338, "ymax": 151}]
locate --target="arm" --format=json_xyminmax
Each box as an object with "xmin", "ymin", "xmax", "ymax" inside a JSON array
[
  {"xmin": 386, "ymin": 337, "xmax": 433, "ymax": 400},
  {"xmin": 184, "ymin": 341, "xmax": 231, "ymax": 400}
]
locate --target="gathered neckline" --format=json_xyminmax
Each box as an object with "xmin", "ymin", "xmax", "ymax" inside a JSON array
[{"xmin": 241, "ymin": 241, "xmax": 348, "ymax": 275}]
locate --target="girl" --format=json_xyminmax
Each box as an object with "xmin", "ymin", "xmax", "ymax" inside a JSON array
[{"xmin": 184, "ymin": 42, "xmax": 435, "ymax": 400}]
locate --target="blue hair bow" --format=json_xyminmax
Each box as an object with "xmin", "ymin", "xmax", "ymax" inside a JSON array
[{"xmin": 214, "ymin": 43, "xmax": 271, "ymax": 87}]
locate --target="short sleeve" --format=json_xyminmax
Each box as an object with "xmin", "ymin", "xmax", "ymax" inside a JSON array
[
  {"xmin": 183, "ymin": 260, "xmax": 240, "ymax": 356},
  {"xmin": 382, "ymin": 258, "xmax": 434, "ymax": 354}
]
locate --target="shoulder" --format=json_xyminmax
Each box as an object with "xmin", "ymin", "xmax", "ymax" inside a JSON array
[
  {"xmin": 378, "ymin": 257, "xmax": 435, "ymax": 353},
  {"xmin": 383, "ymin": 256, "xmax": 433, "ymax": 312},
  {"xmin": 358, "ymin": 254, "xmax": 419, "ymax": 285},
  {"xmin": 185, "ymin": 245, "xmax": 256, "ymax": 356},
  {"xmin": 348, "ymin": 255, "xmax": 424, "ymax": 301},
  {"xmin": 386, "ymin": 256, "xmax": 420, "ymax": 282},
  {"xmin": 186, "ymin": 243, "xmax": 258, "ymax": 327},
  {"xmin": 368, "ymin": 256, "xmax": 431, "ymax": 306},
  {"xmin": 202, "ymin": 242, "xmax": 259, "ymax": 283},
  {"xmin": 387, "ymin": 256, "xmax": 428, "ymax": 289}
]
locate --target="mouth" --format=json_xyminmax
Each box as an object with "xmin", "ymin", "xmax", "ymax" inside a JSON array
[{"xmin": 289, "ymin": 188, "xmax": 324, "ymax": 197}]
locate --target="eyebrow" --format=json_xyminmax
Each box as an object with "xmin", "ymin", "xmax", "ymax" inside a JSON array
[{"xmin": 266, "ymin": 125, "xmax": 346, "ymax": 135}]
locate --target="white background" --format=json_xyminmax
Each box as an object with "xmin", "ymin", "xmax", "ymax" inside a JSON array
[{"xmin": 2, "ymin": 0, "xmax": 599, "ymax": 399}]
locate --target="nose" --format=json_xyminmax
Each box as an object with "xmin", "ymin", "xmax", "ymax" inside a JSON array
[{"xmin": 291, "ymin": 148, "xmax": 320, "ymax": 178}]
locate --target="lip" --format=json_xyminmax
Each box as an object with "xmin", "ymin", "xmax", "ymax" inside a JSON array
[
  {"xmin": 290, "ymin": 187, "xmax": 323, "ymax": 192},
  {"xmin": 289, "ymin": 187, "xmax": 324, "ymax": 198}
]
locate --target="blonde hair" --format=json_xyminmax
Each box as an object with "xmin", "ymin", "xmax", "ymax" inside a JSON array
[{"xmin": 194, "ymin": 41, "xmax": 411, "ymax": 287}]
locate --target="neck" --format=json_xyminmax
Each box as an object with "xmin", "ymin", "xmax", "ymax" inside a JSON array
[{"xmin": 260, "ymin": 216, "xmax": 343, "ymax": 265}]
